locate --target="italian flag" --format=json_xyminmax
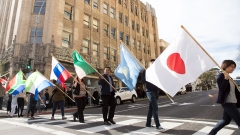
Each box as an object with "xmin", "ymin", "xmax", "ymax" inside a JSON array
[
  {"xmin": 6, "ymin": 70, "xmax": 26, "ymax": 95},
  {"xmin": 72, "ymin": 50, "xmax": 95, "ymax": 79}
]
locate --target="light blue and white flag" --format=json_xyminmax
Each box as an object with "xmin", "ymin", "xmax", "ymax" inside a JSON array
[{"xmin": 114, "ymin": 44, "xmax": 144, "ymax": 91}]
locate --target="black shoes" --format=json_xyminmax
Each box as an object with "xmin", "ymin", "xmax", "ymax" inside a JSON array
[
  {"xmin": 79, "ymin": 121, "xmax": 85, "ymax": 123},
  {"xmin": 108, "ymin": 119, "xmax": 116, "ymax": 124},
  {"xmin": 103, "ymin": 121, "xmax": 111, "ymax": 125}
]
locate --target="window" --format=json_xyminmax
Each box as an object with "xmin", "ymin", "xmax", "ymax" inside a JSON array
[
  {"xmin": 132, "ymin": 21, "xmax": 134, "ymax": 30},
  {"xmin": 135, "ymin": 6, "xmax": 138, "ymax": 16},
  {"xmin": 111, "ymin": 49, "xmax": 117, "ymax": 62},
  {"xmin": 119, "ymin": 32, "xmax": 123, "ymax": 41},
  {"xmin": 142, "ymin": 27, "xmax": 145, "ymax": 36},
  {"xmin": 131, "ymin": 38, "xmax": 135, "ymax": 48},
  {"xmin": 124, "ymin": 16, "xmax": 128, "ymax": 26},
  {"xmin": 33, "ymin": 0, "xmax": 46, "ymax": 14},
  {"xmin": 64, "ymin": 4, "xmax": 73, "ymax": 20},
  {"xmin": 153, "ymin": 34, "xmax": 156, "ymax": 42},
  {"xmin": 145, "ymin": 61, "xmax": 148, "ymax": 68},
  {"xmin": 119, "ymin": 12, "xmax": 122, "ymax": 23},
  {"xmin": 118, "ymin": 0, "xmax": 121, "ymax": 4},
  {"xmin": 143, "ymin": 44, "xmax": 146, "ymax": 53},
  {"xmin": 160, "ymin": 46, "xmax": 164, "ymax": 53},
  {"xmin": 104, "ymin": 47, "xmax": 109, "ymax": 59},
  {"xmin": 110, "ymin": 7, "xmax": 115, "ymax": 18},
  {"xmin": 111, "ymin": 28, "xmax": 115, "ymax": 39},
  {"xmin": 125, "ymin": 35, "xmax": 129, "ymax": 45},
  {"xmin": 136, "ymin": 23, "xmax": 139, "ymax": 33},
  {"xmin": 103, "ymin": 3, "xmax": 108, "ymax": 14},
  {"xmin": 85, "ymin": 0, "xmax": 90, "ymax": 4},
  {"xmin": 130, "ymin": 3, "xmax": 134, "ymax": 13},
  {"xmin": 152, "ymin": 17, "xmax": 155, "ymax": 27},
  {"xmin": 93, "ymin": 0, "xmax": 98, "ymax": 9},
  {"xmin": 103, "ymin": 23, "xmax": 108, "ymax": 36},
  {"xmin": 124, "ymin": 0, "xmax": 127, "ymax": 8},
  {"xmin": 62, "ymin": 31, "xmax": 71, "ymax": 47},
  {"xmin": 93, "ymin": 43, "xmax": 98, "ymax": 56},
  {"xmin": 93, "ymin": 18, "xmax": 98, "ymax": 32},
  {"xmin": 30, "ymin": 28, "xmax": 43, "ymax": 43},
  {"xmin": 83, "ymin": 39, "xmax": 89, "ymax": 54},
  {"xmin": 146, "ymin": 30, "xmax": 148, "ymax": 38},
  {"xmin": 147, "ymin": 46, "xmax": 150, "ymax": 54},
  {"xmin": 83, "ymin": 14, "xmax": 90, "ymax": 28},
  {"xmin": 137, "ymin": 41, "xmax": 140, "ymax": 50},
  {"xmin": 145, "ymin": 15, "xmax": 147, "ymax": 22}
]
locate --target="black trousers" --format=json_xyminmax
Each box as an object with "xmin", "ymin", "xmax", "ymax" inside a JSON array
[
  {"xmin": 73, "ymin": 97, "xmax": 86, "ymax": 122},
  {"xmin": 17, "ymin": 98, "xmax": 24, "ymax": 116},
  {"xmin": 28, "ymin": 104, "xmax": 36, "ymax": 117},
  {"xmin": 101, "ymin": 94, "xmax": 116, "ymax": 121},
  {"xmin": 7, "ymin": 101, "xmax": 11, "ymax": 112}
]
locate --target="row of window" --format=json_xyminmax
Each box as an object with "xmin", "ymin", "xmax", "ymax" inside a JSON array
[
  {"xmin": 83, "ymin": 14, "xmax": 153, "ymax": 40},
  {"xmin": 85, "ymin": 0, "xmax": 152, "ymax": 25}
]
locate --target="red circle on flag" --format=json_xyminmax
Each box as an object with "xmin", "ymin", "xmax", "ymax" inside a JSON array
[{"xmin": 167, "ymin": 53, "xmax": 186, "ymax": 74}]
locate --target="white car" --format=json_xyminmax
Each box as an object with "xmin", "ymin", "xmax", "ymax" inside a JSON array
[
  {"xmin": 115, "ymin": 87, "xmax": 138, "ymax": 105},
  {"xmin": 176, "ymin": 86, "xmax": 187, "ymax": 95},
  {"xmin": 99, "ymin": 87, "xmax": 138, "ymax": 105}
]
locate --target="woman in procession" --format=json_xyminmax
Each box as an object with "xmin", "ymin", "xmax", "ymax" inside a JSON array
[
  {"xmin": 209, "ymin": 60, "xmax": 240, "ymax": 135},
  {"xmin": 72, "ymin": 76, "xmax": 86, "ymax": 123}
]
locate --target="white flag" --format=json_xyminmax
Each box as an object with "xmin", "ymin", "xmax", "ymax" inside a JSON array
[{"xmin": 146, "ymin": 29, "xmax": 216, "ymax": 97}]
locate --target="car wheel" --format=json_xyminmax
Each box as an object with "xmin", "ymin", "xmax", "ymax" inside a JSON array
[
  {"xmin": 132, "ymin": 95, "xmax": 136, "ymax": 103},
  {"xmin": 116, "ymin": 97, "xmax": 121, "ymax": 105}
]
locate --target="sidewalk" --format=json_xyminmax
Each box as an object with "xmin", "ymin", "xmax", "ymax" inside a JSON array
[{"xmin": 0, "ymin": 98, "xmax": 148, "ymax": 118}]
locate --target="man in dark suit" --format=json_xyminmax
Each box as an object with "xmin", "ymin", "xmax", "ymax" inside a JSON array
[{"xmin": 98, "ymin": 67, "xmax": 116, "ymax": 125}]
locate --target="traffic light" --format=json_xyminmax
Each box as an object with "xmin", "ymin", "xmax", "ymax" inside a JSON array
[{"xmin": 27, "ymin": 59, "xmax": 31, "ymax": 69}]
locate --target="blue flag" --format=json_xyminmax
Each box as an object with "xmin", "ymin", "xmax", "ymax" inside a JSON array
[{"xmin": 114, "ymin": 44, "xmax": 144, "ymax": 91}]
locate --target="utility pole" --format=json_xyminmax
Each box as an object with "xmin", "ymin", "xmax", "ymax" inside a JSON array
[
  {"xmin": 31, "ymin": 0, "xmax": 46, "ymax": 114},
  {"xmin": 31, "ymin": 0, "xmax": 46, "ymax": 71}
]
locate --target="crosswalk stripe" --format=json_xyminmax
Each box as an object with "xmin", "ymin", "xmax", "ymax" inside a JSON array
[
  {"xmin": 0, "ymin": 119, "xmax": 76, "ymax": 135},
  {"xmin": 77, "ymin": 119, "xmax": 144, "ymax": 133},
  {"xmin": 192, "ymin": 126, "xmax": 234, "ymax": 135},
  {"xmin": 123, "ymin": 121, "xmax": 183, "ymax": 135}
]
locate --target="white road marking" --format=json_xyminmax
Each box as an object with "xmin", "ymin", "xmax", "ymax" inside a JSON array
[
  {"xmin": 0, "ymin": 119, "xmax": 76, "ymax": 135},
  {"xmin": 192, "ymin": 126, "xmax": 234, "ymax": 135},
  {"xmin": 123, "ymin": 121, "xmax": 183, "ymax": 135}
]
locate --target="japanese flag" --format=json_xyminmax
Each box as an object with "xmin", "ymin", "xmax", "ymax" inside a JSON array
[{"xmin": 146, "ymin": 29, "xmax": 216, "ymax": 97}]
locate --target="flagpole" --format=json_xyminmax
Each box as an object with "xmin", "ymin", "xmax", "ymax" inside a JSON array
[
  {"xmin": 181, "ymin": 25, "xmax": 240, "ymax": 89},
  {"xmin": 74, "ymin": 50, "xmax": 117, "ymax": 92},
  {"xmin": 51, "ymin": 54, "xmax": 96, "ymax": 100},
  {"xmin": 119, "ymin": 41, "xmax": 175, "ymax": 103},
  {"xmin": 35, "ymin": 70, "xmax": 75, "ymax": 102}
]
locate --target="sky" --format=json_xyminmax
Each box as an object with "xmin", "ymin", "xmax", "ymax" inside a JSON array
[{"xmin": 140, "ymin": 0, "xmax": 240, "ymax": 78}]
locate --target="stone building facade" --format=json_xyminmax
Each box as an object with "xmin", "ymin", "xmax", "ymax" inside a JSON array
[{"xmin": 0, "ymin": 0, "xmax": 168, "ymax": 91}]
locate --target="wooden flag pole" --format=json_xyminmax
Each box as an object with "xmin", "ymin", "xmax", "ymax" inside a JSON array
[
  {"xmin": 71, "ymin": 75, "xmax": 96, "ymax": 100},
  {"xmin": 21, "ymin": 69, "xmax": 46, "ymax": 107},
  {"xmin": 119, "ymin": 41, "xmax": 175, "ymax": 103},
  {"xmin": 181, "ymin": 25, "xmax": 240, "ymax": 89},
  {"xmin": 74, "ymin": 50, "xmax": 117, "ymax": 92},
  {"xmin": 51, "ymin": 54, "xmax": 95, "ymax": 100}
]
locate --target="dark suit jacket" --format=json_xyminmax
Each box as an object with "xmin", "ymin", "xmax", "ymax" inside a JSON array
[
  {"xmin": 142, "ymin": 70, "xmax": 159, "ymax": 93},
  {"xmin": 98, "ymin": 74, "xmax": 115, "ymax": 96},
  {"xmin": 216, "ymin": 73, "xmax": 240, "ymax": 107}
]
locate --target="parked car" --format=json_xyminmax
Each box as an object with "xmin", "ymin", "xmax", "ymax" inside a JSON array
[
  {"xmin": 233, "ymin": 79, "xmax": 240, "ymax": 86},
  {"xmin": 176, "ymin": 86, "xmax": 187, "ymax": 95},
  {"xmin": 99, "ymin": 87, "xmax": 138, "ymax": 105}
]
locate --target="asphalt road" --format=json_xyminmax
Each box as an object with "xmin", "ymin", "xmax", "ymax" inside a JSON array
[{"xmin": 0, "ymin": 90, "xmax": 239, "ymax": 135}]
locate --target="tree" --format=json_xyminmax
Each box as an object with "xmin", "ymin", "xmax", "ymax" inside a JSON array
[{"xmin": 198, "ymin": 71, "xmax": 216, "ymax": 90}]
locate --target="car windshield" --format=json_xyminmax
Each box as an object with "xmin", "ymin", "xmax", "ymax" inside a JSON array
[{"xmin": 234, "ymin": 80, "xmax": 240, "ymax": 86}]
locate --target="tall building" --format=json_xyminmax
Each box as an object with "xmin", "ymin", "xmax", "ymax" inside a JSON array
[{"xmin": 0, "ymin": 0, "xmax": 164, "ymax": 90}]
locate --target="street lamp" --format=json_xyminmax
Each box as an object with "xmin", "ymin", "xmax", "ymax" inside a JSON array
[{"xmin": 31, "ymin": 0, "xmax": 46, "ymax": 71}]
